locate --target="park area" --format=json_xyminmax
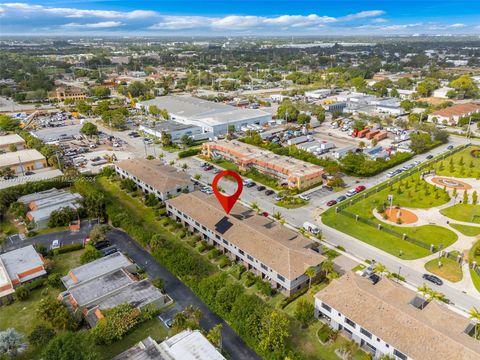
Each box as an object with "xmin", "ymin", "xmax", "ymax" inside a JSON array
[{"xmin": 323, "ymin": 144, "xmax": 480, "ymax": 289}]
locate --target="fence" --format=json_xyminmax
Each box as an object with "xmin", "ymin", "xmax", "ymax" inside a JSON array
[{"xmin": 334, "ymin": 143, "xmax": 472, "ymax": 252}]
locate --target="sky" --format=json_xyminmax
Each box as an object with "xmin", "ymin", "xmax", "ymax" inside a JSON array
[{"xmin": 1, "ymin": 1, "xmax": 479, "ymax": 36}]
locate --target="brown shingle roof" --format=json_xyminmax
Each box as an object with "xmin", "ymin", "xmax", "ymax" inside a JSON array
[
  {"xmin": 115, "ymin": 159, "xmax": 192, "ymax": 193},
  {"xmin": 431, "ymin": 103, "xmax": 480, "ymax": 118},
  {"xmin": 167, "ymin": 191, "xmax": 325, "ymax": 280},
  {"xmin": 315, "ymin": 272, "xmax": 480, "ymax": 360}
]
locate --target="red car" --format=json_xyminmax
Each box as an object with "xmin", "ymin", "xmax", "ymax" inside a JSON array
[
  {"xmin": 326, "ymin": 200, "xmax": 337, "ymax": 207},
  {"xmin": 204, "ymin": 165, "xmax": 213, "ymax": 171},
  {"xmin": 262, "ymin": 212, "xmax": 269, "ymax": 217},
  {"xmin": 355, "ymin": 185, "xmax": 366, "ymax": 193}
]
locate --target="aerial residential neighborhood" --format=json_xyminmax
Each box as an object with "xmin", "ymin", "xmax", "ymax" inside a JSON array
[{"xmin": 1, "ymin": 1, "xmax": 480, "ymax": 360}]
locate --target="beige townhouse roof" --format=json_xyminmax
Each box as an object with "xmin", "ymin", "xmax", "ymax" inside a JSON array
[
  {"xmin": 315, "ymin": 272, "xmax": 480, "ymax": 360},
  {"xmin": 115, "ymin": 159, "xmax": 192, "ymax": 193},
  {"xmin": 167, "ymin": 191, "xmax": 324, "ymax": 280}
]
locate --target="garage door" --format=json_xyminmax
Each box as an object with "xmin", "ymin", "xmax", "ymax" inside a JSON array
[{"xmin": 34, "ymin": 161, "xmax": 44, "ymax": 169}]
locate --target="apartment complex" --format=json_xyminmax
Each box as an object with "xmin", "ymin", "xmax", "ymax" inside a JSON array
[
  {"xmin": 48, "ymin": 86, "xmax": 87, "ymax": 102},
  {"xmin": 0, "ymin": 245, "xmax": 46, "ymax": 299},
  {"xmin": 0, "ymin": 134, "xmax": 26, "ymax": 152},
  {"xmin": 59, "ymin": 252, "xmax": 167, "ymax": 326},
  {"xmin": 202, "ymin": 140, "xmax": 324, "ymax": 189},
  {"xmin": 314, "ymin": 272, "xmax": 480, "ymax": 360},
  {"xmin": 18, "ymin": 188, "xmax": 83, "ymax": 229},
  {"xmin": 113, "ymin": 330, "xmax": 225, "ymax": 360},
  {"xmin": 428, "ymin": 103, "xmax": 480, "ymax": 125},
  {"xmin": 0, "ymin": 149, "xmax": 47, "ymax": 175},
  {"xmin": 114, "ymin": 159, "xmax": 193, "ymax": 201},
  {"xmin": 166, "ymin": 191, "xmax": 325, "ymax": 295}
]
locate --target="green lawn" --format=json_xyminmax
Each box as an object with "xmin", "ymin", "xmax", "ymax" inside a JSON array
[
  {"xmin": 424, "ymin": 257, "xmax": 463, "ymax": 282},
  {"xmin": 97, "ymin": 318, "xmax": 172, "ymax": 359},
  {"xmin": 322, "ymin": 172, "xmax": 458, "ymax": 259},
  {"xmin": 276, "ymin": 197, "xmax": 308, "ymax": 209},
  {"xmin": 441, "ymin": 204, "xmax": 480, "ymax": 224},
  {"xmin": 470, "ymin": 269, "xmax": 480, "ymax": 293},
  {"xmin": 450, "ymin": 223, "xmax": 480, "ymax": 236},
  {"xmin": 433, "ymin": 145, "xmax": 480, "ymax": 178}
]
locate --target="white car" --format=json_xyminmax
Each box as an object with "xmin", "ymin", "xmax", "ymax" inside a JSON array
[
  {"xmin": 346, "ymin": 189, "xmax": 357, "ymax": 197},
  {"xmin": 299, "ymin": 194, "xmax": 311, "ymax": 201},
  {"xmin": 51, "ymin": 240, "xmax": 60, "ymax": 250}
]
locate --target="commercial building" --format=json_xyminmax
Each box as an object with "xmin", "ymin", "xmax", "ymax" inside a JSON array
[
  {"xmin": 114, "ymin": 159, "xmax": 194, "ymax": 201},
  {"xmin": 202, "ymin": 140, "xmax": 324, "ymax": 189},
  {"xmin": 59, "ymin": 252, "xmax": 167, "ymax": 326},
  {"xmin": 314, "ymin": 272, "xmax": 480, "ymax": 360},
  {"xmin": 139, "ymin": 121, "xmax": 204, "ymax": 142},
  {"xmin": 428, "ymin": 103, "xmax": 480, "ymax": 126},
  {"xmin": 0, "ymin": 134, "xmax": 26, "ymax": 152},
  {"xmin": 305, "ymin": 89, "xmax": 331, "ymax": 99},
  {"xmin": 166, "ymin": 191, "xmax": 325, "ymax": 295},
  {"xmin": 137, "ymin": 96, "xmax": 271, "ymax": 136},
  {"xmin": 0, "ymin": 149, "xmax": 47, "ymax": 175},
  {"xmin": 48, "ymin": 87, "xmax": 87, "ymax": 102},
  {"xmin": 113, "ymin": 330, "xmax": 225, "ymax": 360},
  {"xmin": 0, "ymin": 245, "xmax": 46, "ymax": 298},
  {"xmin": 18, "ymin": 188, "xmax": 83, "ymax": 229}
]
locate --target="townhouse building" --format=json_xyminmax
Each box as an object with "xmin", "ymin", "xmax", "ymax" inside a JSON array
[
  {"xmin": 166, "ymin": 191, "xmax": 325, "ymax": 295},
  {"xmin": 314, "ymin": 272, "xmax": 480, "ymax": 360},
  {"xmin": 202, "ymin": 140, "xmax": 324, "ymax": 190},
  {"xmin": 114, "ymin": 159, "xmax": 193, "ymax": 201},
  {"xmin": 428, "ymin": 103, "xmax": 480, "ymax": 126}
]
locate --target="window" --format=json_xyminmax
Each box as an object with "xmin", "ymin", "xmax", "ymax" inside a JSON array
[
  {"xmin": 215, "ymin": 234, "xmax": 220, "ymax": 240},
  {"xmin": 277, "ymin": 274, "xmax": 285, "ymax": 282},
  {"xmin": 223, "ymin": 239, "xmax": 228, "ymax": 245},
  {"xmin": 344, "ymin": 318, "xmax": 356, "ymax": 329},
  {"xmin": 393, "ymin": 349, "xmax": 407, "ymax": 360},
  {"xmin": 239, "ymin": 249, "xmax": 244, "ymax": 255},
  {"xmin": 247, "ymin": 255, "xmax": 254, "ymax": 261},
  {"xmin": 321, "ymin": 303, "xmax": 331, "ymax": 312},
  {"xmin": 360, "ymin": 328, "xmax": 372, "ymax": 339},
  {"xmin": 260, "ymin": 263, "xmax": 268, "ymax": 271}
]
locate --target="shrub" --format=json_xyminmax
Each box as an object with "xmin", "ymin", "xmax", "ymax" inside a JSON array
[
  {"xmin": 28, "ymin": 324, "xmax": 55, "ymax": 347},
  {"xmin": 178, "ymin": 230, "xmax": 187, "ymax": 239},
  {"xmin": 14, "ymin": 285, "xmax": 30, "ymax": 301},
  {"xmin": 196, "ymin": 240, "xmax": 207, "ymax": 253},
  {"xmin": 54, "ymin": 243, "xmax": 83, "ymax": 254},
  {"xmin": 47, "ymin": 274, "xmax": 62, "ymax": 289},
  {"xmin": 256, "ymin": 279, "xmax": 274, "ymax": 297},
  {"xmin": 241, "ymin": 271, "xmax": 256, "ymax": 287},
  {"xmin": 218, "ymin": 255, "xmax": 231, "ymax": 268},
  {"xmin": 80, "ymin": 245, "xmax": 102, "ymax": 264},
  {"xmin": 178, "ymin": 148, "xmax": 201, "ymax": 158},
  {"xmin": 207, "ymin": 248, "xmax": 221, "ymax": 260},
  {"xmin": 229, "ymin": 263, "xmax": 246, "ymax": 280},
  {"xmin": 152, "ymin": 277, "xmax": 165, "ymax": 291},
  {"xmin": 279, "ymin": 286, "xmax": 309, "ymax": 309}
]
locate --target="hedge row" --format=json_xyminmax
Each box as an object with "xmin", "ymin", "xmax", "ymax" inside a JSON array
[{"xmin": 178, "ymin": 148, "xmax": 201, "ymax": 158}]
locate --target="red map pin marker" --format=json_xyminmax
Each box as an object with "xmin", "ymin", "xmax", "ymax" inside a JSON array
[{"xmin": 212, "ymin": 170, "xmax": 243, "ymax": 215}]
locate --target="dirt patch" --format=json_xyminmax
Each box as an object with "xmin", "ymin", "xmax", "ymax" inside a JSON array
[
  {"xmin": 431, "ymin": 177, "xmax": 472, "ymax": 190},
  {"xmin": 383, "ymin": 207, "xmax": 418, "ymax": 224}
]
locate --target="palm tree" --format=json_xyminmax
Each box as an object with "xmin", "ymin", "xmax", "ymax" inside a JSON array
[
  {"xmin": 469, "ymin": 307, "xmax": 480, "ymax": 339},
  {"xmin": 193, "ymin": 174, "xmax": 201, "ymax": 181},
  {"xmin": 251, "ymin": 201, "xmax": 260, "ymax": 212},
  {"xmin": 305, "ymin": 267, "xmax": 317, "ymax": 289},
  {"xmin": 417, "ymin": 283, "xmax": 431, "ymax": 301},
  {"xmin": 181, "ymin": 163, "xmax": 188, "ymax": 171},
  {"xmin": 273, "ymin": 211, "xmax": 283, "ymax": 220},
  {"xmin": 321, "ymin": 259, "xmax": 334, "ymax": 278},
  {"xmin": 184, "ymin": 305, "xmax": 202, "ymax": 326},
  {"xmin": 429, "ymin": 290, "xmax": 446, "ymax": 303},
  {"xmin": 326, "ymin": 271, "xmax": 339, "ymax": 283}
]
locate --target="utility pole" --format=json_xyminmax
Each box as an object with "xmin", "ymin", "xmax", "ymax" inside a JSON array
[{"xmin": 466, "ymin": 116, "xmax": 473, "ymax": 139}]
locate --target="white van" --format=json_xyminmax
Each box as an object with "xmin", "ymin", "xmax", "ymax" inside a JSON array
[{"xmin": 303, "ymin": 222, "xmax": 321, "ymax": 235}]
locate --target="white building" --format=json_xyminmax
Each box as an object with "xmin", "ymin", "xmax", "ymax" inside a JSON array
[
  {"xmin": 166, "ymin": 191, "xmax": 325, "ymax": 295},
  {"xmin": 114, "ymin": 159, "xmax": 193, "ymax": 201},
  {"xmin": 305, "ymin": 89, "xmax": 331, "ymax": 99},
  {"xmin": 113, "ymin": 330, "xmax": 225, "ymax": 360},
  {"xmin": 315, "ymin": 272, "xmax": 480, "ymax": 360},
  {"xmin": 137, "ymin": 96, "xmax": 271, "ymax": 136},
  {"xmin": 432, "ymin": 87, "xmax": 454, "ymax": 99}
]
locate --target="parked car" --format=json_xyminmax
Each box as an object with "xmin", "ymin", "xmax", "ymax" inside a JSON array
[
  {"xmin": 422, "ymin": 273, "xmax": 443, "ymax": 286},
  {"xmin": 50, "ymin": 240, "xmax": 61, "ymax": 250},
  {"xmin": 299, "ymin": 194, "xmax": 311, "ymax": 201},
  {"xmin": 245, "ymin": 182, "xmax": 256, "ymax": 188},
  {"xmin": 326, "ymin": 200, "xmax": 337, "ymax": 207},
  {"xmin": 257, "ymin": 185, "xmax": 266, "ymax": 191},
  {"xmin": 355, "ymin": 185, "xmax": 366, "ymax": 193},
  {"xmin": 213, "ymin": 167, "xmax": 222, "ymax": 174},
  {"xmin": 93, "ymin": 240, "xmax": 111, "ymax": 250},
  {"xmin": 24, "ymin": 171, "xmax": 35, "ymax": 176},
  {"xmin": 200, "ymin": 162, "xmax": 208, "ymax": 168},
  {"xmin": 426, "ymin": 154, "xmax": 434, "ymax": 160},
  {"xmin": 447, "ymin": 145, "xmax": 454, "ymax": 150},
  {"xmin": 346, "ymin": 189, "xmax": 357, "ymax": 197},
  {"xmin": 265, "ymin": 190, "xmax": 275, "ymax": 196},
  {"xmin": 203, "ymin": 165, "xmax": 213, "ymax": 171},
  {"xmin": 261, "ymin": 212, "xmax": 269, "ymax": 217},
  {"xmin": 101, "ymin": 246, "xmax": 118, "ymax": 257},
  {"xmin": 274, "ymin": 194, "xmax": 284, "ymax": 201},
  {"xmin": 336, "ymin": 195, "xmax": 347, "ymax": 202}
]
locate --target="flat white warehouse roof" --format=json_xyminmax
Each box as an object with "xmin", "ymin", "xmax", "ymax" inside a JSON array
[{"xmin": 139, "ymin": 96, "xmax": 271, "ymax": 127}]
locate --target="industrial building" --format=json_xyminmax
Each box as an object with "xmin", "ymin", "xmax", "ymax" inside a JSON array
[
  {"xmin": 315, "ymin": 272, "xmax": 480, "ymax": 360},
  {"xmin": 337, "ymin": 92, "xmax": 403, "ymax": 116},
  {"xmin": 18, "ymin": 188, "xmax": 83, "ymax": 229},
  {"xmin": 0, "ymin": 149, "xmax": 47, "ymax": 175},
  {"xmin": 166, "ymin": 191, "xmax": 325, "ymax": 295},
  {"xmin": 0, "ymin": 134, "xmax": 26, "ymax": 152},
  {"xmin": 0, "ymin": 245, "xmax": 46, "ymax": 299},
  {"xmin": 137, "ymin": 96, "xmax": 271, "ymax": 136},
  {"xmin": 114, "ymin": 159, "xmax": 194, "ymax": 201},
  {"xmin": 305, "ymin": 89, "xmax": 331, "ymax": 99},
  {"xmin": 113, "ymin": 330, "xmax": 225, "ymax": 360},
  {"xmin": 139, "ymin": 121, "xmax": 204, "ymax": 142},
  {"xmin": 202, "ymin": 140, "xmax": 324, "ymax": 190},
  {"xmin": 59, "ymin": 252, "xmax": 167, "ymax": 327}
]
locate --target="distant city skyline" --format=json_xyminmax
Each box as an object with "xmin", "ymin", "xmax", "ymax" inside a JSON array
[{"xmin": 1, "ymin": 0, "xmax": 480, "ymax": 36}]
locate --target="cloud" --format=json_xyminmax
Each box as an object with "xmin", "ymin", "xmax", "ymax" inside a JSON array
[
  {"xmin": 448, "ymin": 23, "xmax": 466, "ymax": 28},
  {"xmin": 62, "ymin": 21, "xmax": 123, "ymax": 29},
  {"xmin": 1, "ymin": 2, "xmax": 155, "ymax": 19},
  {"xmin": 372, "ymin": 18, "xmax": 388, "ymax": 23},
  {"xmin": 149, "ymin": 16, "xmax": 209, "ymax": 30},
  {"xmin": 339, "ymin": 10, "xmax": 385, "ymax": 21}
]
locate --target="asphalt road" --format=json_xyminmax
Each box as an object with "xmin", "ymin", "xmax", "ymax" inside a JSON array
[{"xmin": 3, "ymin": 227, "xmax": 260, "ymax": 360}]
